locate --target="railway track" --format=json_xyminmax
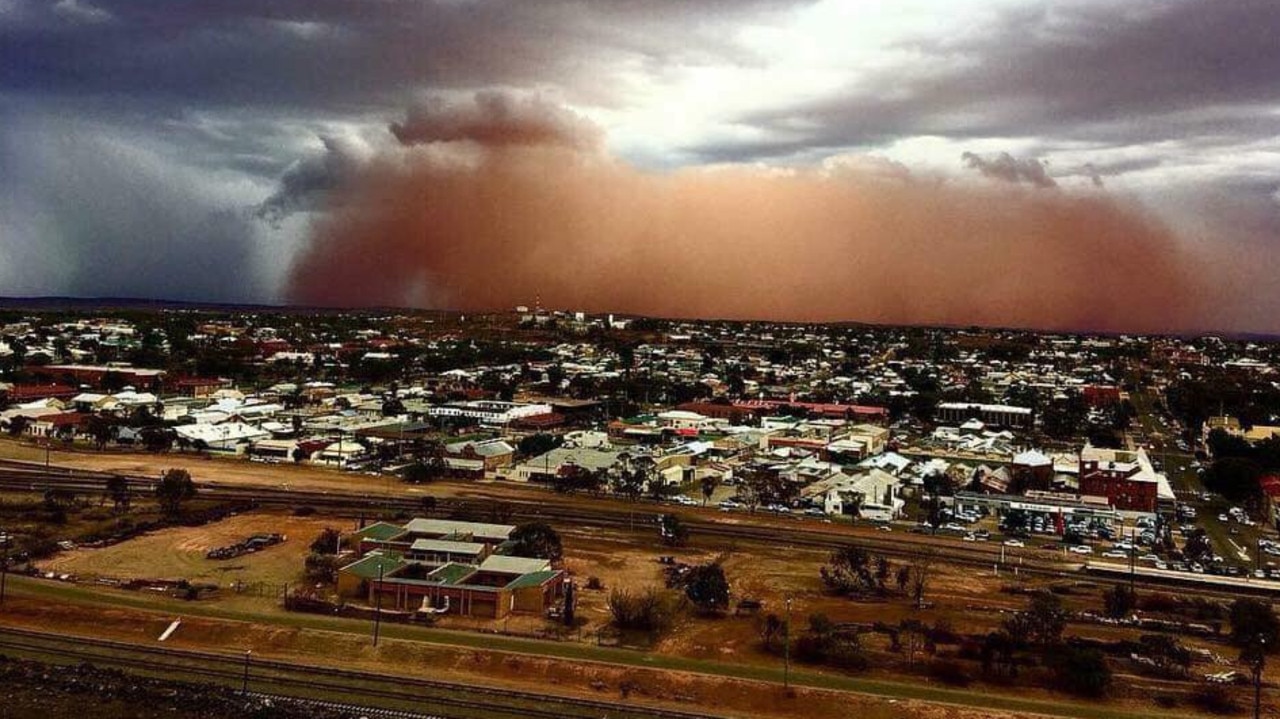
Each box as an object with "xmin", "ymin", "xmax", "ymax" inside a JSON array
[
  {"xmin": 0, "ymin": 625, "xmax": 717, "ymax": 719},
  {"xmin": 1, "ymin": 459, "xmax": 1276, "ymax": 600}
]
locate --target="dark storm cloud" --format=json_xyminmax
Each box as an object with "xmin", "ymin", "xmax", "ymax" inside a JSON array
[
  {"xmin": 391, "ymin": 92, "xmax": 603, "ymax": 150},
  {"xmin": 0, "ymin": 0, "xmax": 797, "ymax": 302},
  {"xmin": 712, "ymin": 0, "xmax": 1280, "ymax": 160},
  {"xmin": 0, "ymin": 111, "xmax": 271, "ymax": 302},
  {"xmin": 257, "ymin": 134, "xmax": 371, "ymax": 224},
  {"xmin": 961, "ymin": 152, "xmax": 1057, "ymax": 188},
  {"xmin": 0, "ymin": 0, "xmax": 790, "ymax": 113}
]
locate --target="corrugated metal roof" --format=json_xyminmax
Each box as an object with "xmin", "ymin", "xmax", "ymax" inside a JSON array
[
  {"xmin": 356, "ymin": 522, "xmax": 406, "ymax": 542},
  {"xmin": 340, "ymin": 552, "xmax": 405, "ymax": 579},
  {"xmin": 504, "ymin": 569, "xmax": 561, "ymax": 590}
]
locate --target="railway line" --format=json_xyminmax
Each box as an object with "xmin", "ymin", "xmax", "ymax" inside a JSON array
[
  {"xmin": 0, "ymin": 625, "xmax": 718, "ymax": 719},
  {"xmin": 2, "ymin": 458, "xmax": 1277, "ymax": 600}
]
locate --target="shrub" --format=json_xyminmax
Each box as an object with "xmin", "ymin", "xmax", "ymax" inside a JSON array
[
  {"xmin": 607, "ymin": 588, "xmax": 676, "ymax": 633},
  {"xmin": 1189, "ymin": 684, "xmax": 1238, "ymax": 715},
  {"xmin": 304, "ymin": 553, "xmax": 339, "ymax": 584},
  {"xmin": 928, "ymin": 660, "xmax": 972, "ymax": 687},
  {"xmin": 293, "ymin": 505, "xmax": 316, "ymax": 517},
  {"xmin": 1140, "ymin": 592, "xmax": 1179, "ymax": 613},
  {"xmin": 794, "ymin": 614, "xmax": 868, "ymax": 671},
  {"xmin": 683, "ymin": 563, "xmax": 730, "ymax": 615},
  {"xmin": 1102, "ymin": 585, "xmax": 1136, "ymax": 619},
  {"xmin": 310, "ymin": 528, "xmax": 341, "ymax": 555},
  {"xmin": 1048, "ymin": 646, "xmax": 1111, "ymax": 697}
]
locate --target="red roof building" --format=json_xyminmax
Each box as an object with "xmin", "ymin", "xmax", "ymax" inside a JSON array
[
  {"xmin": 732, "ymin": 399, "xmax": 889, "ymax": 422},
  {"xmin": 4, "ymin": 384, "xmax": 79, "ymax": 402}
]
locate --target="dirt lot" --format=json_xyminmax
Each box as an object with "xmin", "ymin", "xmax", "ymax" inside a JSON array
[{"xmin": 42, "ymin": 511, "xmax": 346, "ymax": 597}]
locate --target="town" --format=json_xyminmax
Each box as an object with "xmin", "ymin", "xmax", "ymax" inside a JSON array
[{"xmin": 1, "ymin": 304, "xmax": 1279, "ymax": 718}]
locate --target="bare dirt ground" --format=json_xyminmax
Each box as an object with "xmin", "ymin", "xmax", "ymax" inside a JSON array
[
  {"xmin": 42, "ymin": 512, "xmax": 347, "ymax": 593},
  {"xmin": 0, "ymin": 592, "xmax": 1061, "ymax": 719}
]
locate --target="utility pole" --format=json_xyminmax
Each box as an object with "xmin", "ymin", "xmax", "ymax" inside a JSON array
[
  {"xmin": 372, "ymin": 561, "xmax": 385, "ymax": 646},
  {"xmin": 241, "ymin": 650, "xmax": 251, "ymax": 695},
  {"xmin": 1129, "ymin": 525, "xmax": 1136, "ymax": 594},
  {"xmin": 1253, "ymin": 634, "xmax": 1266, "ymax": 719},
  {"xmin": 0, "ymin": 532, "xmax": 9, "ymax": 608},
  {"xmin": 783, "ymin": 595, "xmax": 793, "ymax": 690}
]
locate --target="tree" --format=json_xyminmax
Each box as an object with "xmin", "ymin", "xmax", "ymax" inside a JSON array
[
  {"xmin": 795, "ymin": 613, "xmax": 868, "ymax": 670},
  {"xmin": 1001, "ymin": 508, "xmax": 1029, "ymax": 535},
  {"xmin": 310, "ymin": 528, "xmax": 341, "ymax": 555},
  {"xmin": 43, "ymin": 488, "xmax": 76, "ymax": 512},
  {"xmin": 908, "ymin": 552, "xmax": 934, "ymax": 609},
  {"xmin": 982, "ymin": 629, "xmax": 1023, "ymax": 678},
  {"xmin": 380, "ymin": 396, "xmax": 406, "ymax": 417},
  {"xmin": 1183, "ymin": 529, "xmax": 1214, "ymax": 562},
  {"xmin": 820, "ymin": 544, "xmax": 890, "ymax": 597},
  {"xmin": 684, "ymin": 562, "xmax": 730, "ymax": 615},
  {"xmin": 898, "ymin": 618, "xmax": 926, "ymax": 666},
  {"xmin": 518, "ymin": 433, "xmax": 560, "ymax": 457},
  {"xmin": 1023, "ymin": 591, "xmax": 1068, "ymax": 646},
  {"xmin": 155, "ymin": 468, "xmax": 197, "ymax": 517},
  {"xmin": 105, "ymin": 475, "xmax": 131, "ymax": 513},
  {"xmin": 404, "ymin": 440, "xmax": 447, "ymax": 483},
  {"xmin": 140, "ymin": 427, "xmax": 173, "ymax": 453},
  {"xmin": 739, "ymin": 466, "xmax": 797, "ymax": 511},
  {"xmin": 508, "ymin": 522, "xmax": 563, "ymax": 563},
  {"xmin": 607, "ymin": 587, "xmax": 675, "ymax": 633},
  {"xmin": 659, "ymin": 514, "xmax": 689, "ymax": 547},
  {"xmin": 551, "ymin": 463, "xmax": 605, "ymax": 494},
  {"xmin": 5, "ymin": 415, "xmax": 30, "ymax": 437},
  {"xmin": 1049, "ymin": 646, "xmax": 1111, "ymax": 697},
  {"xmin": 1139, "ymin": 634, "xmax": 1192, "ymax": 678},
  {"xmin": 699, "ymin": 475, "xmax": 721, "ymax": 505},
  {"xmin": 610, "ymin": 466, "xmax": 645, "ymax": 502},
  {"xmin": 86, "ymin": 414, "xmax": 117, "ymax": 450},
  {"xmin": 304, "ymin": 553, "xmax": 339, "ymax": 584},
  {"xmin": 1102, "ymin": 585, "xmax": 1137, "ymax": 619},
  {"xmin": 1203, "ymin": 457, "xmax": 1265, "ymax": 506},
  {"xmin": 1229, "ymin": 598, "xmax": 1280, "ymax": 650},
  {"xmin": 759, "ymin": 613, "xmax": 787, "ymax": 652}
]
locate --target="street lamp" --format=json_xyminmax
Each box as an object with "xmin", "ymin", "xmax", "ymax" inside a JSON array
[{"xmin": 241, "ymin": 650, "xmax": 252, "ymax": 695}]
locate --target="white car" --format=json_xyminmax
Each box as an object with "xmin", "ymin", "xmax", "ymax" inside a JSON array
[
  {"xmin": 1068, "ymin": 545, "xmax": 1093, "ymax": 555},
  {"xmin": 1003, "ymin": 539, "xmax": 1025, "ymax": 547},
  {"xmin": 1101, "ymin": 550, "xmax": 1127, "ymax": 559}
]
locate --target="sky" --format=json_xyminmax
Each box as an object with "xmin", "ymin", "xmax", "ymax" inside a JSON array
[{"xmin": 2, "ymin": 0, "xmax": 1278, "ymax": 333}]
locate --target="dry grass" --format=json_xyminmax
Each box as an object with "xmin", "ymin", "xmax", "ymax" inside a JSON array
[{"xmin": 42, "ymin": 511, "xmax": 347, "ymax": 592}]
